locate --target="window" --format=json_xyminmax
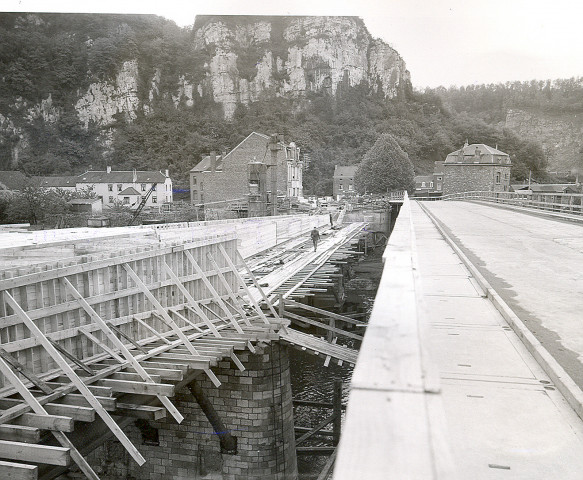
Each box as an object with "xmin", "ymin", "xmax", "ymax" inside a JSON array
[
  {"xmin": 496, "ymin": 172, "xmax": 501, "ymax": 184},
  {"xmin": 348, "ymin": 185, "xmax": 353, "ymax": 191},
  {"xmin": 430, "ymin": 182, "xmax": 434, "ymax": 188},
  {"xmin": 141, "ymin": 184, "xmax": 147, "ymax": 192},
  {"xmin": 152, "ymin": 196, "xmax": 157, "ymax": 204},
  {"xmin": 109, "ymin": 196, "xmax": 114, "ymax": 203},
  {"xmin": 123, "ymin": 197, "xmax": 130, "ymax": 204},
  {"xmin": 117, "ymin": 184, "xmax": 122, "ymax": 191},
  {"xmin": 421, "ymin": 182, "xmax": 426, "ymax": 187},
  {"xmin": 339, "ymin": 184, "xmax": 344, "ymax": 190},
  {"xmin": 192, "ymin": 178, "xmax": 197, "ymax": 185},
  {"xmin": 437, "ymin": 177, "xmax": 442, "ymax": 181},
  {"xmin": 108, "ymin": 184, "xmax": 113, "ymax": 192}
]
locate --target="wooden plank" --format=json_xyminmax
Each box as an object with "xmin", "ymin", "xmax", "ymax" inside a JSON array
[
  {"xmin": 109, "ymin": 324, "xmax": 148, "ymax": 354},
  {"xmin": 63, "ymin": 276, "xmax": 183, "ymax": 422},
  {"xmin": 285, "ymin": 299, "xmax": 367, "ymax": 326},
  {"xmin": 47, "ymin": 339, "xmax": 95, "ymax": 375},
  {"xmin": 0, "ymin": 400, "xmax": 95, "ymax": 423},
  {"xmin": 284, "ymin": 312, "xmax": 363, "ymax": 341},
  {"xmin": 0, "ymin": 425, "xmax": 40, "ymax": 444},
  {"xmin": 3, "ymin": 292, "xmax": 146, "ymax": 466},
  {"xmin": 163, "ymin": 263, "xmax": 223, "ymax": 337},
  {"xmin": 115, "ymin": 403, "xmax": 167, "ymax": 421},
  {"xmin": 206, "ymin": 252, "xmax": 249, "ymax": 320},
  {"xmin": 217, "ymin": 247, "xmax": 272, "ymax": 326},
  {"xmin": 98, "ymin": 379, "xmax": 174, "ymax": 396},
  {"xmin": 0, "ymin": 460, "xmax": 37, "ymax": 480},
  {"xmin": 0, "ymin": 440, "xmax": 70, "ymax": 466},
  {"xmin": 182, "ymin": 252, "xmax": 244, "ymax": 333},
  {"xmin": 57, "ymin": 394, "xmax": 116, "ymax": 412},
  {"xmin": 92, "ymin": 363, "xmax": 183, "ymax": 381},
  {"xmin": 0, "ymin": 348, "xmax": 53, "ymax": 395},
  {"xmin": 79, "ymin": 328, "xmax": 124, "ymax": 363},
  {"xmin": 123, "ymin": 263, "xmax": 221, "ymax": 388},
  {"xmin": 233, "ymin": 248, "xmax": 277, "ymax": 323},
  {"xmin": 12, "ymin": 414, "xmax": 74, "ymax": 432},
  {"xmin": 134, "ymin": 317, "xmax": 171, "ymax": 344}
]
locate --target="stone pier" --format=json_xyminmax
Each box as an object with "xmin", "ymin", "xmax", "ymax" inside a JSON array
[{"xmin": 84, "ymin": 343, "xmax": 298, "ymax": 480}]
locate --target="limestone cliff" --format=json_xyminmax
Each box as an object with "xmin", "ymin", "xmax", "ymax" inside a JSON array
[
  {"xmin": 190, "ymin": 16, "xmax": 410, "ymax": 118},
  {"xmin": 505, "ymin": 109, "xmax": 583, "ymax": 172}
]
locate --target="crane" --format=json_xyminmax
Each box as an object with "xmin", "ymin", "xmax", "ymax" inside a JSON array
[{"xmin": 129, "ymin": 183, "xmax": 157, "ymax": 225}]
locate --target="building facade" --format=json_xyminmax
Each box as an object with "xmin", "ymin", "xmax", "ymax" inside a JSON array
[
  {"xmin": 77, "ymin": 167, "xmax": 172, "ymax": 209},
  {"xmin": 443, "ymin": 143, "xmax": 512, "ymax": 195},
  {"xmin": 333, "ymin": 165, "xmax": 358, "ymax": 200},
  {"xmin": 190, "ymin": 132, "xmax": 303, "ymax": 206}
]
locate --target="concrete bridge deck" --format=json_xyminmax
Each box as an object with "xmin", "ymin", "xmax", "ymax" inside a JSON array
[{"xmin": 335, "ymin": 197, "xmax": 583, "ymax": 479}]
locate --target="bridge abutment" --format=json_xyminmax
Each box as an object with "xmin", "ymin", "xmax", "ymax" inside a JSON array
[{"xmin": 84, "ymin": 343, "xmax": 297, "ymax": 480}]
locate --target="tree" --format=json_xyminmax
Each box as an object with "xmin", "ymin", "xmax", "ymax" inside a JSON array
[
  {"xmin": 4, "ymin": 178, "xmax": 69, "ymax": 225},
  {"xmin": 354, "ymin": 134, "xmax": 415, "ymax": 194}
]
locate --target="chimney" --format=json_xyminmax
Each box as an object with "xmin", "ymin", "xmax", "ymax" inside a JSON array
[
  {"xmin": 106, "ymin": 165, "xmax": 111, "ymax": 174},
  {"xmin": 165, "ymin": 169, "xmax": 169, "ymax": 178},
  {"xmin": 222, "ymin": 150, "xmax": 227, "ymax": 159},
  {"xmin": 210, "ymin": 151, "xmax": 217, "ymax": 172},
  {"xmin": 475, "ymin": 147, "xmax": 480, "ymax": 157},
  {"xmin": 132, "ymin": 169, "xmax": 137, "ymax": 183}
]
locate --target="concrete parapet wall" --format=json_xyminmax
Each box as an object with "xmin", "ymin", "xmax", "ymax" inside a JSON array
[
  {"xmin": 155, "ymin": 214, "xmax": 329, "ymax": 258},
  {"xmin": 86, "ymin": 343, "xmax": 297, "ymax": 480},
  {"xmin": 334, "ymin": 193, "xmax": 454, "ymax": 479}
]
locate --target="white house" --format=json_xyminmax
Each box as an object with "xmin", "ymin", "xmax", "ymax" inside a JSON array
[{"xmin": 77, "ymin": 167, "xmax": 173, "ymax": 209}]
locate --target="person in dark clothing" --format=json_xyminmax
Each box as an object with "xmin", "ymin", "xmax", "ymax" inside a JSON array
[
  {"xmin": 310, "ymin": 227, "xmax": 320, "ymax": 251},
  {"xmin": 329, "ymin": 213, "xmax": 334, "ymax": 227}
]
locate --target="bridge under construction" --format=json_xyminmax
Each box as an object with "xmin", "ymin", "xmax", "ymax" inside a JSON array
[{"xmin": 1, "ymin": 191, "xmax": 583, "ymax": 479}]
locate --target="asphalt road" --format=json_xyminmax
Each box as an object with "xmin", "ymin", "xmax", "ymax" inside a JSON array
[{"xmin": 420, "ymin": 200, "xmax": 583, "ymax": 388}]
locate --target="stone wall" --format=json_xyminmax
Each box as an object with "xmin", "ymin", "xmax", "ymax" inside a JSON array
[
  {"xmin": 84, "ymin": 343, "xmax": 298, "ymax": 480},
  {"xmin": 443, "ymin": 164, "xmax": 511, "ymax": 195}
]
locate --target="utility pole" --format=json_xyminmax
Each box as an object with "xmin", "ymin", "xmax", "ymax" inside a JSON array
[{"xmin": 268, "ymin": 134, "xmax": 280, "ymax": 216}]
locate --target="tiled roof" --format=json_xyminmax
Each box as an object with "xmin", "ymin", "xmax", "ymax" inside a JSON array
[
  {"xmin": 445, "ymin": 144, "xmax": 510, "ymax": 164},
  {"xmin": 77, "ymin": 170, "xmax": 166, "ymax": 183},
  {"xmin": 190, "ymin": 132, "xmax": 286, "ymax": 173},
  {"xmin": 191, "ymin": 154, "xmax": 225, "ymax": 173},
  {"xmin": 37, "ymin": 176, "xmax": 78, "ymax": 188},
  {"xmin": 0, "ymin": 171, "xmax": 28, "ymax": 190},
  {"xmin": 68, "ymin": 198, "xmax": 101, "ymax": 204},
  {"xmin": 118, "ymin": 187, "xmax": 141, "ymax": 195},
  {"xmin": 334, "ymin": 165, "xmax": 358, "ymax": 177}
]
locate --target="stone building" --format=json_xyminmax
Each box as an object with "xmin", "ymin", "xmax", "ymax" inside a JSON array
[
  {"xmin": 333, "ymin": 165, "xmax": 358, "ymax": 200},
  {"xmin": 442, "ymin": 142, "xmax": 511, "ymax": 195},
  {"xmin": 190, "ymin": 132, "xmax": 303, "ymax": 206},
  {"xmin": 76, "ymin": 167, "xmax": 173, "ymax": 209}
]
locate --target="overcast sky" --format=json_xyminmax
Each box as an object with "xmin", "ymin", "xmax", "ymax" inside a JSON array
[{"xmin": 3, "ymin": 0, "xmax": 583, "ymax": 88}]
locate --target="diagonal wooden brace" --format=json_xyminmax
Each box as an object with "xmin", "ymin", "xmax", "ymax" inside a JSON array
[
  {"xmin": 206, "ymin": 252, "xmax": 249, "ymax": 321},
  {"xmin": 218, "ymin": 245, "xmax": 271, "ymax": 325},
  {"xmin": 162, "ymin": 262, "xmax": 222, "ymax": 338},
  {"xmin": 0, "ymin": 355, "xmax": 101, "ymax": 480},
  {"xmin": 3, "ymin": 291, "xmax": 146, "ymax": 466},
  {"xmin": 62, "ymin": 277, "xmax": 184, "ymax": 424},
  {"xmin": 183, "ymin": 251, "xmax": 244, "ymax": 334},
  {"xmin": 123, "ymin": 264, "xmax": 221, "ymax": 388}
]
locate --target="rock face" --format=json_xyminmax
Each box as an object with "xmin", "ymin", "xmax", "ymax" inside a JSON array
[
  {"xmin": 75, "ymin": 60, "xmax": 141, "ymax": 128},
  {"xmin": 191, "ymin": 16, "xmax": 410, "ymax": 118},
  {"xmin": 1, "ymin": 15, "xmax": 410, "ymax": 168},
  {"xmin": 505, "ymin": 109, "xmax": 583, "ymax": 172}
]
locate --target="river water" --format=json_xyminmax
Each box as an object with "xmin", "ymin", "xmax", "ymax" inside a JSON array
[{"xmin": 289, "ymin": 247, "xmax": 384, "ymax": 479}]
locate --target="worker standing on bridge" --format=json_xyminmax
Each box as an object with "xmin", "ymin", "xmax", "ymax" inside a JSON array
[{"xmin": 311, "ymin": 227, "xmax": 320, "ymax": 252}]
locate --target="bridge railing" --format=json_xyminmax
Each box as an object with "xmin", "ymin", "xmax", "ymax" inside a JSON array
[
  {"xmin": 334, "ymin": 192, "xmax": 455, "ymax": 479},
  {"xmin": 441, "ymin": 190, "xmax": 583, "ymax": 215}
]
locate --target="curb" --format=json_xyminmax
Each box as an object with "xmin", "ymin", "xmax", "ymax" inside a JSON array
[{"xmin": 417, "ymin": 202, "xmax": 583, "ymax": 424}]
